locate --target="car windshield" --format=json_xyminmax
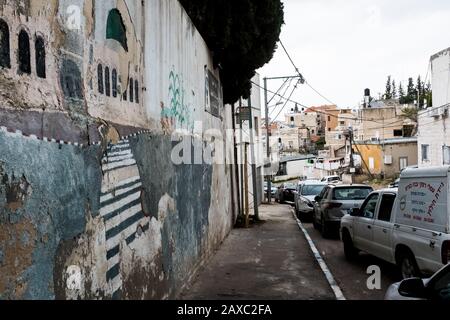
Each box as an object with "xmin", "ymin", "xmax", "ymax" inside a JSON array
[
  {"xmin": 332, "ymin": 187, "xmax": 372, "ymax": 200},
  {"xmin": 284, "ymin": 183, "xmax": 296, "ymax": 190},
  {"xmin": 301, "ymin": 185, "xmax": 326, "ymax": 196}
]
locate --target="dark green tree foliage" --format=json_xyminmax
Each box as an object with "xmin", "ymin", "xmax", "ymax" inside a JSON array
[
  {"xmin": 398, "ymin": 82, "xmax": 405, "ymax": 101},
  {"xmin": 179, "ymin": 0, "xmax": 285, "ymax": 104},
  {"xmin": 384, "ymin": 75, "xmax": 392, "ymax": 99},
  {"xmin": 392, "ymin": 80, "xmax": 397, "ymax": 99}
]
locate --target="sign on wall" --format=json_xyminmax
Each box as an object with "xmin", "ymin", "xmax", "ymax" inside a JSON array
[{"xmin": 205, "ymin": 68, "xmax": 222, "ymax": 119}]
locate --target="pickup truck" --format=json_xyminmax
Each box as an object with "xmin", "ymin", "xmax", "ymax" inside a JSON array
[{"xmin": 341, "ymin": 176, "xmax": 450, "ymax": 279}]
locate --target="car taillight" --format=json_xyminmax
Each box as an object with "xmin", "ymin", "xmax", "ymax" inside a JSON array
[
  {"xmin": 442, "ymin": 241, "xmax": 450, "ymax": 264},
  {"xmin": 324, "ymin": 202, "xmax": 343, "ymax": 209}
]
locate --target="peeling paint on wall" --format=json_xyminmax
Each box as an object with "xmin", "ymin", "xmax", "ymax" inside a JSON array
[{"xmin": 0, "ymin": 0, "xmax": 233, "ymax": 300}]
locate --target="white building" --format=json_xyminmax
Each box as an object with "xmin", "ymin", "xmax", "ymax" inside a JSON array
[{"xmin": 418, "ymin": 47, "xmax": 450, "ymax": 167}]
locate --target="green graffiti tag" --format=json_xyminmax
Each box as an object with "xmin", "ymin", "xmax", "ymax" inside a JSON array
[{"xmin": 161, "ymin": 69, "xmax": 194, "ymax": 131}]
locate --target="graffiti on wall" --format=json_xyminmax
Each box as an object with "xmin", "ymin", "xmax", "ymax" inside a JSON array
[
  {"xmin": 100, "ymin": 139, "xmax": 149, "ymax": 298},
  {"xmin": 161, "ymin": 69, "xmax": 194, "ymax": 132}
]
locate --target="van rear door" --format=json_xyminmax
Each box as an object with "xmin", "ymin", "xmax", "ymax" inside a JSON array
[{"xmin": 396, "ymin": 171, "xmax": 449, "ymax": 273}]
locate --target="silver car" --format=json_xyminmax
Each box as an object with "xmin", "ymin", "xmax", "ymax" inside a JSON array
[
  {"xmin": 294, "ymin": 182, "xmax": 327, "ymax": 221},
  {"xmin": 313, "ymin": 184, "xmax": 373, "ymax": 238},
  {"xmin": 385, "ymin": 264, "xmax": 450, "ymax": 301}
]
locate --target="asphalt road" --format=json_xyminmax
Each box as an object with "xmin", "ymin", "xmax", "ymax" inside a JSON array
[{"xmin": 295, "ymin": 204, "xmax": 403, "ymax": 300}]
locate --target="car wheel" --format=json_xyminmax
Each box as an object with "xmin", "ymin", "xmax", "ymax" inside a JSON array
[
  {"xmin": 343, "ymin": 232, "xmax": 358, "ymax": 261},
  {"xmin": 397, "ymin": 251, "xmax": 421, "ymax": 279}
]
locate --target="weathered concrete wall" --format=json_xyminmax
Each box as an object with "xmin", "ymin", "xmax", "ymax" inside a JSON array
[{"xmin": 0, "ymin": 0, "xmax": 234, "ymax": 300}]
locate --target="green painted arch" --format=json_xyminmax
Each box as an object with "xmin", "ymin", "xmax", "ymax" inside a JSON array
[{"xmin": 106, "ymin": 9, "xmax": 128, "ymax": 51}]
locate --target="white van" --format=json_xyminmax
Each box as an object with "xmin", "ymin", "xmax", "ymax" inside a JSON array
[{"xmin": 341, "ymin": 166, "xmax": 450, "ymax": 279}]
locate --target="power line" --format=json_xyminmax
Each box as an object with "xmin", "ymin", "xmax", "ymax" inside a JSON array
[
  {"xmin": 253, "ymin": 80, "xmax": 419, "ymax": 128},
  {"xmin": 279, "ymin": 39, "xmax": 338, "ymax": 106},
  {"xmin": 279, "ymin": 40, "xmax": 305, "ymax": 84},
  {"xmin": 269, "ymin": 77, "xmax": 294, "ymax": 118},
  {"xmin": 267, "ymin": 77, "xmax": 290, "ymax": 106},
  {"xmin": 272, "ymin": 79, "xmax": 302, "ymax": 122}
]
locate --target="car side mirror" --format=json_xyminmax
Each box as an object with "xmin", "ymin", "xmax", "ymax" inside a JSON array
[
  {"xmin": 398, "ymin": 278, "xmax": 427, "ymax": 299},
  {"xmin": 314, "ymin": 196, "xmax": 321, "ymax": 202},
  {"xmin": 350, "ymin": 208, "xmax": 361, "ymax": 216}
]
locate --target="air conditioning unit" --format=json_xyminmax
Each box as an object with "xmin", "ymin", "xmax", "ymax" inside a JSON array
[{"xmin": 384, "ymin": 155, "xmax": 393, "ymax": 165}]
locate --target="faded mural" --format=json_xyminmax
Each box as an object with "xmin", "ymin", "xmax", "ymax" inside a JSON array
[{"xmin": 0, "ymin": 0, "xmax": 233, "ymax": 300}]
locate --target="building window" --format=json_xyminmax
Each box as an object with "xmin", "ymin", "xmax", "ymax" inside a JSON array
[
  {"xmin": 443, "ymin": 146, "xmax": 450, "ymax": 165},
  {"xmin": 97, "ymin": 64, "xmax": 104, "ymax": 94},
  {"xmin": 328, "ymin": 116, "xmax": 331, "ymax": 121},
  {"xmin": 421, "ymin": 144, "xmax": 430, "ymax": 162},
  {"xmin": 106, "ymin": 9, "xmax": 128, "ymax": 51},
  {"xmin": 105, "ymin": 66, "xmax": 110, "ymax": 96},
  {"xmin": 0, "ymin": 19, "xmax": 11, "ymax": 68},
  {"xmin": 123, "ymin": 89, "xmax": 127, "ymax": 101},
  {"xmin": 399, "ymin": 157, "xmax": 408, "ymax": 170},
  {"xmin": 393, "ymin": 129, "xmax": 403, "ymax": 137},
  {"xmin": 112, "ymin": 69, "xmax": 117, "ymax": 97},
  {"xmin": 135, "ymin": 79, "xmax": 139, "ymax": 103},
  {"xmin": 328, "ymin": 128, "xmax": 331, "ymax": 132},
  {"xmin": 129, "ymin": 77, "xmax": 134, "ymax": 102},
  {"xmin": 35, "ymin": 36, "xmax": 46, "ymax": 78},
  {"xmin": 340, "ymin": 121, "xmax": 345, "ymax": 125},
  {"xmin": 18, "ymin": 29, "xmax": 31, "ymax": 74}
]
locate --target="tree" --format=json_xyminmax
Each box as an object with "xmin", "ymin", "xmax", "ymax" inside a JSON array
[
  {"xmin": 401, "ymin": 106, "xmax": 419, "ymax": 135},
  {"xmin": 399, "ymin": 82, "xmax": 406, "ymax": 104},
  {"xmin": 424, "ymin": 81, "xmax": 432, "ymax": 107},
  {"xmin": 404, "ymin": 77, "xmax": 416, "ymax": 104},
  {"xmin": 392, "ymin": 80, "xmax": 397, "ymax": 99},
  {"xmin": 416, "ymin": 75, "xmax": 424, "ymax": 108},
  {"xmin": 179, "ymin": 0, "xmax": 285, "ymax": 104},
  {"xmin": 384, "ymin": 75, "xmax": 392, "ymax": 100}
]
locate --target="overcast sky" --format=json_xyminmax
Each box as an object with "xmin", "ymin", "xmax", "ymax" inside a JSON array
[{"xmin": 258, "ymin": 0, "xmax": 450, "ymax": 118}]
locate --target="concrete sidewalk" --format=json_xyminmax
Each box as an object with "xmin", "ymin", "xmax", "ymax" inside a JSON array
[{"xmin": 180, "ymin": 204, "xmax": 335, "ymax": 300}]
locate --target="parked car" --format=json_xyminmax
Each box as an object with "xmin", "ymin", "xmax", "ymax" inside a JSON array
[
  {"xmin": 341, "ymin": 166, "xmax": 450, "ymax": 279},
  {"xmin": 320, "ymin": 175, "xmax": 341, "ymax": 184},
  {"xmin": 264, "ymin": 182, "xmax": 278, "ymax": 198},
  {"xmin": 294, "ymin": 181, "xmax": 327, "ymax": 221},
  {"xmin": 313, "ymin": 184, "xmax": 373, "ymax": 238},
  {"xmin": 275, "ymin": 183, "xmax": 297, "ymax": 204},
  {"xmin": 385, "ymin": 264, "xmax": 450, "ymax": 301}
]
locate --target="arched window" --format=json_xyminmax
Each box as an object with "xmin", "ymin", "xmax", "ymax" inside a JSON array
[
  {"xmin": 97, "ymin": 64, "xmax": 104, "ymax": 94},
  {"xmin": 105, "ymin": 66, "xmax": 110, "ymax": 97},
  {"xmin": 0, "ymin": 19, "xmax": 11, "ymax": 68},
  {"xmin": 129, "ymin": 77, "xmax": 134, "ymax": 103},
  {"xmin": 60, "ymin": 59, "xmax": 83, "ymax": 100},
  {"xmin": 18, "ymin": 29, "xmax": 31, "ymax": 74},
  {"xmin": 106, "ymin": 9, "xmax": 128, "ymax": 51},
  {"xmin": 135, "ymin": 79, "xmax": 139, "ymax": 103},
  {"xmin": 35, "ymin": 36, "xmax": 46, "ymax": 78},
  {"xmin": 112, "ymin": 69, "xmax": 117, "ymax": 98}
]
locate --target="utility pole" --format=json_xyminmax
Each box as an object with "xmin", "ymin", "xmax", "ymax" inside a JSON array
[
  {"xmin": 349, "ymin": 127, "xmax": 354, "ymax": 169},
  {"xmin": 264, "ymin": 75, "xmax": 303, "ymax": 204},
  {"xmin": 244, "ymin": 143, "xmax": 250, "ymax": 228},
  {"xmin": 248, "ymin": 95, "xmax": 259, "ymax": 220},
  {"xmin": 264, "ymin": 77, "xmax": 271, "ymax": 203}
]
